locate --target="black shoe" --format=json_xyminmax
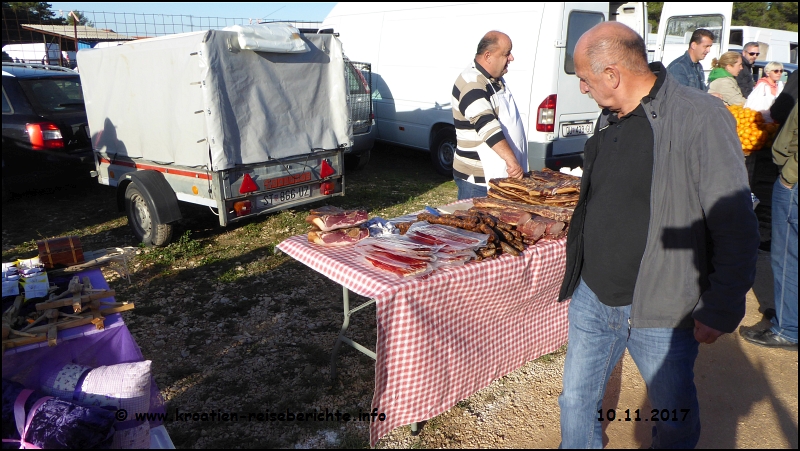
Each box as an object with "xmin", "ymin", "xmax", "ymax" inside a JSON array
[
  {"xmin": 739, "ymin": 327, "xmax": 798, "ymax": 350},
  {"xmin": 762, "ymin": 308, "xmax": 776, "ymax": 322}
]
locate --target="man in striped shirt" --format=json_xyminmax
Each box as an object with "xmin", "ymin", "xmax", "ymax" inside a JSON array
[{"xmin": 452, "ymin": 31, "xmax": 524, "ymax": 200}]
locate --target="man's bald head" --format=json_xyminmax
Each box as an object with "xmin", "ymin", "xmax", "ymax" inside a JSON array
[
  {"xmin": 476, "ymin": 31, "xmax": 510, "ymax": 57},
  {"xmin": 575, "ymin": 22, "xmax": 650, "ymax": 76}
]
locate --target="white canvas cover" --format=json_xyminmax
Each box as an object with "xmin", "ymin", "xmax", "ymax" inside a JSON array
[{"xmin": 77, "ymin": 29, "xmax": 350, "ymax": 171}]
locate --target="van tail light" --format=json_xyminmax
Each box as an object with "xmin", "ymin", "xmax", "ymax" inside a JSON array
[
  {"xmin": 536, "ymin": 95, "xmax": 557, "ymax": 132},
  {"xmin": 26, "ymin": 122, "xmax": 64, "ymax": 150},
  {"xmin": 320, "ymin": 181, "xmax": 336, "ymax": 195},
  {"xmin": 233, "ymin": 200, "xmax": 252, "ymax": 216}
]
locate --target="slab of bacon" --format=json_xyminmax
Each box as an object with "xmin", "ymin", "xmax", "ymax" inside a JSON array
[
  {"xmin": 488, "ymin": 169, "xmax": 581, "ymax": 207},
  {"xmin": 307, "ymin": 226, "xmax": 369, "ymax": 246},
  {"xmin": 472, "ymin": 197, "xmax": 574, "ymax": 223},
  {"xmin": 305, "ymin": 205, "xmax": 368, "ymax": 232}
]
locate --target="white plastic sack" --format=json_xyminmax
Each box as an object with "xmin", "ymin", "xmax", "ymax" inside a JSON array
[
  {"xmin": 744, "ymin": 82, "xmax": 782, "ymax": 123},
  {"xmin": 222, "ymin": 23, "xmax": 309, "ymax": 53}
]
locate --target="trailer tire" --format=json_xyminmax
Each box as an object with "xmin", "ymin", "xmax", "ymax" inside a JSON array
[
  {"xmin": 125, "ymin": 182, "xmax": 173, "ymax": 247},
  {"xmin": 430, "ymin": 127, "xmax": 456, "ymax": 176},
  {"xmin": 344, "ymin": 147, "xmax": 371, "ymax": 171}
]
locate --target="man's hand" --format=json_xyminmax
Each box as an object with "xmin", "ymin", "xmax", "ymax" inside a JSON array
[
  {"xmin": 490, "ymin": 139, "xmax": 524, "ymax": 179},
  {"xmin": 505, "ymin": 159, "xmax": 524, "ymax": 179},
  {"xmin": 709, "ymin": 92, "xmax": 723, "ymax": 100},
  {"xmin": 694, "ymin": 319, "xmax": 724, "ymax": 344}
]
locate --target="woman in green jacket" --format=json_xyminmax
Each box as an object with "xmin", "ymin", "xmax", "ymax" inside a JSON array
[{"xmin": 708, "ymin": 51, "xmax": 747, "ymax": 106}]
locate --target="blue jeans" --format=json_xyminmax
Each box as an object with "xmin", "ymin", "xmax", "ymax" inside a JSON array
[
  {"xmin": 455, "ymin": 177, "xmax": 487, "ymax": 200},
  {"xmin": 771, "ymin": 179, "xmax": 798, "ymax": 343},
  {"xmin": 559, "ymin": 279, "xmax": 701, "ymax": 448}
]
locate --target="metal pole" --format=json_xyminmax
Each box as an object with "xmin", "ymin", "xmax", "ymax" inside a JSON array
[{"xmin": 69, "ymin": 11, "xmax": 79, "ymax": 54}]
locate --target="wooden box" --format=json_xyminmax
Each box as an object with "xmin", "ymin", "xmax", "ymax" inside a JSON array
[{"xmin": 37, "ymin": 236, "xmax": 85, "ymax": 269}]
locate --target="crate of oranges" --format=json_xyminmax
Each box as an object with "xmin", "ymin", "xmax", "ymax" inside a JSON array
[{"xmin": 726, "ymin": 105, "xmax": 781, "ymax": 156}]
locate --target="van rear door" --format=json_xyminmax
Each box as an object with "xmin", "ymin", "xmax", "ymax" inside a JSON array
[
  {"xmin": 552, "ymin": 4, "xmax": 605, "ymax": 159},
  {"xmin": 655, "ymin": 2, "xmax": 733, "ymax": 76}
]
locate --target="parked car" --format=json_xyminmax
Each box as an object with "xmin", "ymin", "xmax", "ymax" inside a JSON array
[
  {"xmin": 2, "ymin": 62, "xmax": 93, "ymax": 197},
  {"xmin": 2, "ymin": 63, "xmax": 92, "ymax": 162},
  {"xmin": 344, "ymin": 59, "xmax": 375, "ymax": 170},
  {"xmin": 750, "ymin": 60, "xmax": 797, "ymax": 84}
]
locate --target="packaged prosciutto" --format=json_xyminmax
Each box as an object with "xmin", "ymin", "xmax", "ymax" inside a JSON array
[
  {"xmin": 404, "ymin": 222, "xmax": 489, "ymax": 252},
  {"xmin": 354, "ymin": 234, "xmax": 443, "ymax": 258},
  {"xmin": 360, "ymin": 254, "xmax": 434, "ymax": 278},
  {"xmin": 433, "ymin": 249, "xmax": 476, "ymax": 267},
  {"xmin": 307, "ymin": 226, "xmax": 370, "ymax": 246}
]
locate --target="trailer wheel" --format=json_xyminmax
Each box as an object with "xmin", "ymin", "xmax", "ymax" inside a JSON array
[
  {"xmin": 430, "ymin": 127, "xmax": 455, "ymax": 176},
  {"xmin": 125, "ymin": 182, "xmax": 173, "ymax": 247},
  {"xmin": 344, "ymin": 147, "xmax": 371, "ymax": 171}
]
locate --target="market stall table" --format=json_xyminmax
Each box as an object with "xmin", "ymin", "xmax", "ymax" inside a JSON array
[
  {"xmin": 2, "ymin": 268, "xmax": 173, "ymax": 448},
  {"xmin": 276, "ymin": 229, "xmax": 570, "ymax": 446}
]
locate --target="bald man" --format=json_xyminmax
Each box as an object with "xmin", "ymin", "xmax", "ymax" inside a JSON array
[
  {"xmin": 557, "ymin": 22, "xmax": 758, "ymax": 448},
  {"xmin": 451, "ymin": 31, "xmax": 526, "ymax": 200}
]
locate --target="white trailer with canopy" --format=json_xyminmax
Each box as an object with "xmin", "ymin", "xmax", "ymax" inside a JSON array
[{"xmin": 78, "ymin": 24, "xmax": 352, "ymax": 245}]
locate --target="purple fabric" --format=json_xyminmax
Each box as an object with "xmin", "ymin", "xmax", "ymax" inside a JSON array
[
  {"xmin": 2, "ymin": 269, "xmax": 164, "ymax": 427},
  {"xmin": 2, "ymin": 379, "xmax": 116, "ymax": 449}
]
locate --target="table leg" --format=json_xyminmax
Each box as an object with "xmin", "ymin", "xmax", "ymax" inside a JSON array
[{"xmin": 330, "ymin": 286, "xmax": 376, "ymax": 382}]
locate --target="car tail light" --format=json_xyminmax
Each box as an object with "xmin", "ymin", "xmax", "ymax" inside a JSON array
[
  {"xmin": 239, "ymin": 173, "xmax": 259, "ymax": 194},
  {"xmin": 536, "ymin": 95, "xmax": 557, "ymax": 132},
  {"xmin": 320, "ymin": 181, "xmax": 335, "ymax": 195},
  {"xmin": 26, "ymin": 122, "xmax": 64, "ymax": 150},
  {"xmin": 233, "ymin": 200, "xmax": 252, "ymax": 216}
]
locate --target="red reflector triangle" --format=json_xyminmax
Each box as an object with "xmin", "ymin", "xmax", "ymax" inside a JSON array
[
  {"xmin": 239, "ymin": 173, "xmax": 259, "ymax": 194},
  {"xmin": 320, "ymin": 159, "xmax": 335, "ymax": 178}
]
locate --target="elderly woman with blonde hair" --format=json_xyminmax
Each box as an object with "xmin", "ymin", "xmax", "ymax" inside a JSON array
[
  {"xmin": 708, "ymin": 51, "xmax": 746, "ymax": 106},
  {"xmin": 744, "ymin": 61, "xmax": 785, "ymax": 122}
]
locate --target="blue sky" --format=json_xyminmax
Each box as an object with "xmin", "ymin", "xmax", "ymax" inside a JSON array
[{"xmin": 48, "ymin": 2, "xmax": 337, "ymax": 22}]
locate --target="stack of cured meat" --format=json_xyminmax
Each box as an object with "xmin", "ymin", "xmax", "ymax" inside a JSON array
[
  {"xmin": 488, "ymin": 168, "xmax": 580, "ymax": 207},
  {"xmin": 306, "ymin": 206, "xmax": 370, "ymax": 246},
  {"xmin": 354, "ymin": 223, "xmax": 487, "ymax": 277}
]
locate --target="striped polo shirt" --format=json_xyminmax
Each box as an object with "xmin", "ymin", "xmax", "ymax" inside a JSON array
[{"xmin": 451, "ymin": 60, "xmax": 505, "ymax": 185}]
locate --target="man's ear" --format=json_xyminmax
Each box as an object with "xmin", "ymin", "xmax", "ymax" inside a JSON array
[{"xmin": 605, "ymin": 66, "xmax": 620, "ymax": 89}]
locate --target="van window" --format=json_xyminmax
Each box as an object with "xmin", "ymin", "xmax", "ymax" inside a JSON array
[
  {"xmin": 664, "ymin": 15, "xmax": 723, "ymax": 45},
  {"xmin": 564, "ymin": 11, "xmax": 604, "ymax": 74}
]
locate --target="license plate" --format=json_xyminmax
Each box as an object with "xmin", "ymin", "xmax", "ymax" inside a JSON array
[
  {"xmin": 561, "ymin": 122, "xmax": 594, "ymax": 137},
  {"xmin": 258, "ymin": 184, "xmax": 314, "ymax": 208}
]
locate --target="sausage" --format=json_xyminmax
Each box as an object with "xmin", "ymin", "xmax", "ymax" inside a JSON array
[
  {"xmin": 500, "ymin": 241, "xmax": 521, "ymax": 256},
  {"xmin": 478, "ymin": 223, "xmax": 498, "ymax": 243}
]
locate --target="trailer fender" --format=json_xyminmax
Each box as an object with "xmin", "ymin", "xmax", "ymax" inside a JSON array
[{"xmin": 116, "ymin": 170, "xmax": 182, "ymax": 224}]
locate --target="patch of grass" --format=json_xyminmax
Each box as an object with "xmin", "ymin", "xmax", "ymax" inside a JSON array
[
  {"xmin": 138, "ymin": 230, "xmax": 205, "ymax": 266},
  {"xmin": 338, "ymin": 430, "xmax": 370, "ymax": 449}
]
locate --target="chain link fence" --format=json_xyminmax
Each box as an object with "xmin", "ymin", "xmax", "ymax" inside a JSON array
[{"xmin": 2, "ymin": 7, "xmax": 321, "ymax": 67}]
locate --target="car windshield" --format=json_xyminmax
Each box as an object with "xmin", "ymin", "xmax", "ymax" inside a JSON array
[{"xmin": 19, "ymin": 77, "xmax": 84, "ymax": 112}]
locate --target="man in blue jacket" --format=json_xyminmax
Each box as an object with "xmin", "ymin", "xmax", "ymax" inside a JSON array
[
  {"xmin": 558, "ymin": 22, "xmax": 759, "ymax": 448},
  {"xmin": 666, "ymin": 28, "xmax": 714, "ymax": 92}
]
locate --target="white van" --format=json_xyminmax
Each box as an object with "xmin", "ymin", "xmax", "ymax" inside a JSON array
[
  {"xmin": 2, "ymin": 43, "xmax": 61, "ymax": 65},
  {"xmin": 322, "ymin": 2, "xmax": 649, "ymax": 174}
]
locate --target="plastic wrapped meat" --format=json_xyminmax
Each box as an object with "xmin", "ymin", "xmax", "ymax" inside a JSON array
[
  {"xmin": 307, "ymin": 226, "xmax": 369, "ymax": 246},
  {"xmin": 305, "ymin": 206, "xmax": 369, "ymax": 232},
  {"xmin": 404, "ymin": 222, "xmax": 488, "ymax": 251}
]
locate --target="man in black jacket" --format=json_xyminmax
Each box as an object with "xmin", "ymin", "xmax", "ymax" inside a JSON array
[
  {"xmin": 557, "ymin": 22, "xmax": 759, "ymax": 449},
  {"xmin": 736, "ymin": 42, "xmax": 759, "ymax": 98}
]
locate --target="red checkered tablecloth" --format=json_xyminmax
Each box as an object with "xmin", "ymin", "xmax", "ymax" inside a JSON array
[{"xmin": 276, "ymin": 234, "xmax": 569, "ymax": 446}]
